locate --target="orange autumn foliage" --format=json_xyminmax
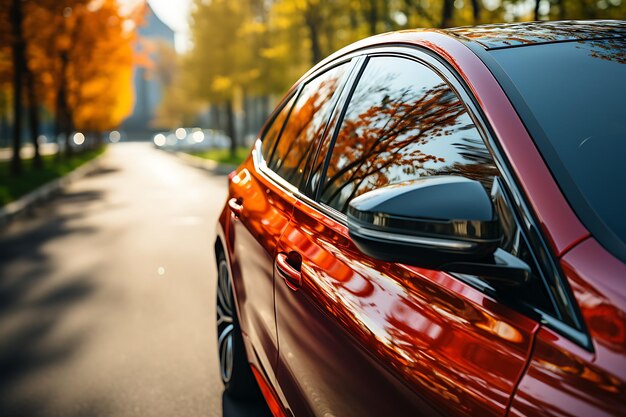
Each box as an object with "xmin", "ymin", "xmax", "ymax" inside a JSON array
[{"xmin": 0, "ymin": 0, "xmax": 138, "ymax": 133}]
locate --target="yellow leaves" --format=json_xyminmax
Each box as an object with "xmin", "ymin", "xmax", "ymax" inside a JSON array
[
  {"xmin": 260, "ymin": 45, "xmax": 289, "ymax": 60},
  {"xmin": 181, "ymin": 0, "xmax": 625, "ymax": 121},
  {"xmin": 244, "ymin": 68, "xmax": 261, "ymax": 84},
  {"xmin": 185, "ymin": 0, "xmax": 257, "ymax": 101},
  {"xmin": 241, "ymin": 19, "xmax": 266, "ymax": 36},
  {"xmin": 212, "ymin": 76, "xmax": 234, "ymax": 94}
]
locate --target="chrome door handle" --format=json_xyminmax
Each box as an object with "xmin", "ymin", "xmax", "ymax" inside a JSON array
[
  {"xmin": 228, "ymin": 197, "xmax": 243, "ymax": 216},
  {"xmin": 276, "ymin": 253, "xmax": 302, "ymax": 291}
]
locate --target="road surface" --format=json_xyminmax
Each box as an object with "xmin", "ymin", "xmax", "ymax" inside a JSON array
[{"xmin": 0, "ymin": 143, "xmax": 271, "ymax": 417}]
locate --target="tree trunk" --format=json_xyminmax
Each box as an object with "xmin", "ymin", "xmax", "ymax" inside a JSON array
[
  {"xmin": 304, "ymin": 1, "xmax": 322, "ymax": 65},
  {"xmin": 55, "ymin": 51, "xmax": 72, "ymax": 158},
  {"xmin": 440, "ymin": 0, "xmax": 455, "ymax": 28},
  {"xmin": 382, "ymin": 0, "xmax": 393, "ymax": 31},
  {"xmin": 10, "ymin": 0, "xmax": 24, "ymax": 176},
  {"xmin": 242, "ymin": 89, "xmax": 249, "ymax": 140},
  {"xmin": 558, "ymin": 0, "xmax": 566, "ymax": 19},
  {"xmin": 211, "ymin": 105, "xmax": 222, "ymax": 131},
  {"xmin": 369, "ymin": 0, "xmax": 378, "ymax": 35},
  {"xmin": 579, "ymin": 0, "xmax": 595, "ymax": 18},
  {"xmin": 0, "ymin": 92, "xmax": 8, "ymax": 147},
  {"xmin": 25, "ymin": 69, "xmax": 42, "ymax": 169},
  {"xmin": 533, "ymin": 0, "xmax": 539, "ymax": 20},
  {"xmin": 225, "ymin": 100, "xmax": 237, "ymax": 158},
  {"xmin": 64, "ymin": 122, "xmax": 72, "ymax": 157},
  {"xmin": 97, "ymin": 131, "xmax": 104, "ymax": 148},
  {"xmin": 349, "ymin": 7, "xmax": 358, "ymax": 30},
  {"xmin": 471, "ymin": 0, "xmax": 481, "ymax": 23},
  {"xmin": 262, "ymin": 95, "xmax": 270, "ymax": 121}
]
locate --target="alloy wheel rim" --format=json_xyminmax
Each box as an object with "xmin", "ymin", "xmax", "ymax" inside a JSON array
[{"xmin": 217, "ymin": 260, "xmax": 234, "ymax": 383}]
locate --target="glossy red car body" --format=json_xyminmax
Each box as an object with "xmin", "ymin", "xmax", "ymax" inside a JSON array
[{"xmin": 215, "ymin": 22, "xmax": 626, "ymax": 417}]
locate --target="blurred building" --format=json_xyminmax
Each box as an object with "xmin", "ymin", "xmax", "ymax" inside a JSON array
[{"xmin": 122, "ymin": 3, "xmax": 175, "ymax": 139}]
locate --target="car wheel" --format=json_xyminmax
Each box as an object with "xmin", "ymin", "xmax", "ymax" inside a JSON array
[{"xmin": 216, "ymin": 252, "xmax": 260, "ymax": 399}]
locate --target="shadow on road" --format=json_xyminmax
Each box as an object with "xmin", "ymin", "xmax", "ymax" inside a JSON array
[
  {"xmin": 0, "ymin": 187, "xmax": 105, "ymax": 416},
  {"xmin": 222, "ymin": 391, "xmax": 272, "ymax": 417},
  {"xmin": 85, "ymin": 166, "xmax": 119, "ymax": 178}
]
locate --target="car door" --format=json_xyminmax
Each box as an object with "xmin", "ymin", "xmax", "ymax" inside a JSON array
[
  {"xmin": 227, "ymin": 90, "xmax": 299, "ymax": 388},
  {"xmin": 274, "ymin": 53, "xmax": 549, "ymax": 416},
  {"xmin": 231, "ymin": 59, "xmax": 355, "ymax": 386}
]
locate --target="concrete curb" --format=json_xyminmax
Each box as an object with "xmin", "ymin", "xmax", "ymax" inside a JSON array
[
  {"xmin": 0, "ymin": 151, "xmax": 106, "ymax": 229},
  {"xmin": 170, "ymin": 150, "xmax": 237, "ymax": 176}
]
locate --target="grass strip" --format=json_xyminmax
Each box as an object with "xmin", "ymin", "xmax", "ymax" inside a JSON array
[
  {"xmin": 0, "ymin": 147, "xmax": 106, "ymax": 207},
  {"xmin": 188, "ymin": 147, "xmax": 249, "ymax": 166}
]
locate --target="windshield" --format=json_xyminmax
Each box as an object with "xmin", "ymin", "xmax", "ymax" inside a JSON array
[{"xmin": 490, "ymin": 38, "xmax": 626, "ymax": 262}]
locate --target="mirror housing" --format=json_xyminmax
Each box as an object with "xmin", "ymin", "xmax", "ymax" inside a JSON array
[{"xmin": 347, "ymin": 176, "xmax": 530, "ymax": 286}]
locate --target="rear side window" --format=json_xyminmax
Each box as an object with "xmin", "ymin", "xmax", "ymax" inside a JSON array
[
  {"xmin": 319, "ymin": 56, "xmax": 497, "ymax": 213},
  {"xmin": 268, "ymin": 62, "xmax": 350, "ymax": 188},
  {"xmin": 261, "ymin": 94, "xmax": 297, "ymax": 162}
]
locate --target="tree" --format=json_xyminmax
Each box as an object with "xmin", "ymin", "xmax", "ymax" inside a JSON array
[
  {"xmin": 181, "ymin": 0, "xmax": 626, "ymax": 147},
  {"xmin": 45, "ymin": 0, "xmax": 134, "ymax": 155},
  {"xmin": 0, "ymin": 6, "xmax": 11, "ymax": 144},
  {"xmin": 1, "ymin": 0, "xmax": 88, "ymax": 172},
  {"xmin": 154, "ymin": 42, "xmax": 202, "ymax": 129},
  {"xmin": 8, "ymin": 0, "xmax": 25, "ymax": 175},
  {"xmin": 0, "ymin": 0, "xmax": 136, "ymax": 168},
  {"xmin": 28, "ymin": 0, "xmax": 136, "ymax": 155},
  {"xmin": 66, "ymin": 0, "xmax": 135, "ymax": 136},
  {"xmin": 186, "ymin": 0, "xmax": 258, "ymax": 156}
]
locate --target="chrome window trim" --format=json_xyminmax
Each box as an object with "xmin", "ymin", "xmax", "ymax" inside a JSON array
[{"xmin": 254, "ymin": 140, "xmax": 300, "ymax": 196}]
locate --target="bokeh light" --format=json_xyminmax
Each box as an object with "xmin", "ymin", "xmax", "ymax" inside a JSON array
[
  {"xmin": 73, "ymin": 132, "xmax": 85, "ymax": 145},
  {"xmin": 175, "ymin": 128, "xmax": 186, "ymax": 140},
  {"xmin": 192, "ymin": 130, "xmax": 204, "ymax": 143},
  {"xmin": 154, "ymin": 133, "xmax": 166, "ymax": 147},
  {"xmin": 109, "ymin": 131, "xmax": 121, "ymax": 143}
]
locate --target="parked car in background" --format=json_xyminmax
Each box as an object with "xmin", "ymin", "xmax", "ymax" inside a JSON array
[
  {"xmin": 153, "ymin": 128, "xmax": 230, "ymax": 151},
  {"xmin": 214, "ymin": 20, "xmax": 626, "ymax": 417}
]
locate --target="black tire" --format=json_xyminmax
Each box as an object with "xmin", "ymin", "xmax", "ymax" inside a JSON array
[{"xmin": 216, "ymin": 251, "xmax": 260, "ymax": 400}]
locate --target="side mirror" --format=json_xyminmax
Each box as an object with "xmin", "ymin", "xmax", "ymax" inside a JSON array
[{"xmin": 347, "ymin": 176, "xmax": 530, "ymax": 286}]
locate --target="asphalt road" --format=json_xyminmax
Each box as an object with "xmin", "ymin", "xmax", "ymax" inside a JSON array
[{"xmin": 0, "ymin": 143, "xmax": 271, "ymax": 417}]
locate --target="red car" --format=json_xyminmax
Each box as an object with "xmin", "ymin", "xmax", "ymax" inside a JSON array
[{"xmin": 214, "ymin": 20, "xmax": 626, "ymax": 417}]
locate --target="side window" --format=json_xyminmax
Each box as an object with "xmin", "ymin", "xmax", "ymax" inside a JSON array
[
  {"xmin": 268, "ymin": 62, "xmax": 350, "ymax": 188},
  {"xmin": 261, "ymin": 94, "xmax": 297, "ymax": 162},
  {"xmin": 313, "ymin": 55, "xmax": 559, "ymax": 321},
  {"xmin": 319, "ymin": 56, "xmax": 498, "ymax": 213}
]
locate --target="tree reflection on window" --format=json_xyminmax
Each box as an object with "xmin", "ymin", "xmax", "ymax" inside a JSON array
[
  {"xmin": 320, "ymin": 57, "xmax": 498, "ymax": 213},
  {"xmin": 269, "ymin": 63, "xmax": 349, "ymax": 188}
]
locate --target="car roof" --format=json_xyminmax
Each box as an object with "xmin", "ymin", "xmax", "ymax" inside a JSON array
[
  {"xmin": 443, "ymin": 20, "xmax": 626, "ymax": 50},
  {"xmin": 312, "ymin": 20, "xmax": 626, "ymax": 75}
]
